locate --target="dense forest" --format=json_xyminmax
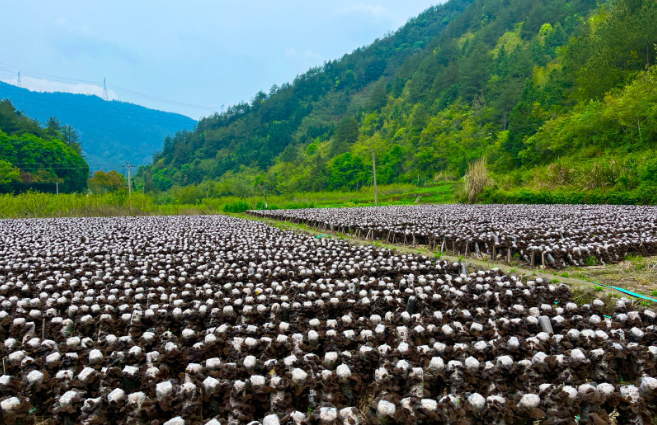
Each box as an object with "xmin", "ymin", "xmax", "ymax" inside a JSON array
[
  {"xmin": 139, "ymin": 0, "xmax": 657, "ymax": 203},
  {"xmin": 0, "ymin": 99, "xmax": 89, "ymax": 193},
  {"xmin": 0, "ymin": 81, "xmax": 196, "ymax": 172}
]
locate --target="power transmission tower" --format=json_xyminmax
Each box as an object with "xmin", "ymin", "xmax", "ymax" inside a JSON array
[
  {"xmin": 17, "ymin": 71, "xmax": 21, "ymax": 88},
  {"xmin": 121, "ymin": 162, "xmax": 135, "ymax": 195},
  {"xmin": 103, "ymin": 78, "xmax": 108, "ymax": 101}
]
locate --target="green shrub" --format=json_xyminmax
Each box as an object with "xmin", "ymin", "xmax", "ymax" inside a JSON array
[
  {"xmin": 483, "ymin": 187, "xmax": 657, "ymax": 206},
  {"xmin": 222, "ymin": 200, "xmax": 250, "ymax": 213}
]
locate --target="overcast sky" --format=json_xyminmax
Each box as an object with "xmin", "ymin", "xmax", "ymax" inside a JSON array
[{"xmin": 0, "ymin": 0, "xmax": 440, "ymax": 120}]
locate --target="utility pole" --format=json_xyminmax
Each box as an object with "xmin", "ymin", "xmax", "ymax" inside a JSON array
[
  {"xmin": 17, "ymin": 71, "xmax": 21, "ymax": 88},
  {"xmin": 122, "ymin": 162, "xmax": 135, "ymax": 195},
  {"xmin": 103, "ymin": 78, "xmax": 108, "ymax": 101},
  {"xmin": 54, "ymin": 176, "xmax": 63, "ymax": 194},
  {"xmin": 259, "ymin": 184, "xmax": 267, "ymax": 208},
  {"xmin": 372, "ymin": 150, "xmax": 378, "ymax": 207}
]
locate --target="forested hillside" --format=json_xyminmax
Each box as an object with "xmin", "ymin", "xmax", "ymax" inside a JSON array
[
  {"xmin": 0, "ymin": 82, "xmax": 196, "ymax": 172},
  {"xmin": 139, "ymin": 0, "xmax": 657, "ymax": 204},
  {"xmin": 0, "ymin": 100, "xmax": 89, "ymax": 193}
]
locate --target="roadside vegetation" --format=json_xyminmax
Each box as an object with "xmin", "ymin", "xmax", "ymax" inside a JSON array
[{"xmin": 0, "ymin": 182, "xmax": 456, "ymax": 219}]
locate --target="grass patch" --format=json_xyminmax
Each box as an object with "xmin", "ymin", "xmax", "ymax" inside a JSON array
[
  {"xmin": 571, "ymin": 287, "xmax": 615, "ymax": 315},
  {"xmin": 625, "ymin": 254, "xmax": 647, "ymax": 271},
  {"xmin": 0, "ymin": 183, "xmax": 458, "ymax": 219}
]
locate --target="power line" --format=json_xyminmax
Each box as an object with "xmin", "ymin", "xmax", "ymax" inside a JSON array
[
  {"xmin": 0, "ymin": 63, "xmax": 101, "ymax": 85},
  {"xmin": 0, "ymin": 62, "xmax": 221, "ymax": 111},
  {"xmin": 107, "ymin": 84, "xmax": 219, "ymax": 111},
  {"xmin": 0, "ymin": 73, "xmax": 213, "ymax": 116}
]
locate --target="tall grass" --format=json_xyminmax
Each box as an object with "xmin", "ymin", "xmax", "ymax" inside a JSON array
[
  {"xmin": 464, "ymin": 158, "xmax": 491, "ymax": 203},
  {"xmin": 0, "ymin": 183, "xmax": 458, "ymax": 219},
  {"xmin": 0, "ymin": 192, "xmax": 204, "ymax": 219}
]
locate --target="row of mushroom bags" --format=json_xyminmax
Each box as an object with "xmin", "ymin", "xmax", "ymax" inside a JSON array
[
  {"xmin": 0, "ymin": 215, "xmax": 656, "ymax": 424},
  {"xmin": 249, "ymin": 204, "xmax": 657, "ymax": 268}
]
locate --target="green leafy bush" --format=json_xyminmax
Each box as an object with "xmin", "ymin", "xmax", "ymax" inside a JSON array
[{"xmin": 222, "ymin": 200, "xmax": 250, "ymax": 213}]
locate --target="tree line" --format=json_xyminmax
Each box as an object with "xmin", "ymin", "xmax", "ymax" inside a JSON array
[{"xmin": 0, "ymin": 100, "xmax": 88, "ymax": 193}]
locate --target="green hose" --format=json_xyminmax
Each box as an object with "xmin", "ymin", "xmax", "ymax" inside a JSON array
[{"xmin": 593, "ymin": 282, "xmax": 657, "ymax": 303}]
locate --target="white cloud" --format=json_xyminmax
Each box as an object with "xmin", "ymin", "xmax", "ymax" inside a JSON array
[
  {"xmin": 0, "ymin": 76, "xmax": 117, "ymax": 100},
  {"xmin": 334, "ymin": 4, "xmax": 397, "ymax": 21},
  {"xmin": 284, "ymin": 48, "xmax": 323, "ymax": 62}
]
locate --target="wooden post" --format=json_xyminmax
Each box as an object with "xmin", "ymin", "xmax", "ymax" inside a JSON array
[
  {"xmin": 372, "ymin": 150, "xmax": 378, "ymax": 207},
  {"xmin": 531, "ymin": 252, "xmax": 535, "ymax": 267},
  {"xmin": 42, "ymin": 318, "xmax": 45, "ymax": 340}
]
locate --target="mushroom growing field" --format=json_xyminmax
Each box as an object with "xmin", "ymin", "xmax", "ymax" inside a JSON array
[
  {"xmin": 1, "ymin": 215, "xmax": 657, "ymax": 424},
  {"xmin": 249, "ymin": 204, "xmax": 657, "ymax": 269}
]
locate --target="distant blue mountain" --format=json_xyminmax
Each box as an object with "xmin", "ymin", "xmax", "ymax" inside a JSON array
[{"xmin": 0, "ymin": 81, "xmax": 196, "ymax": 171}]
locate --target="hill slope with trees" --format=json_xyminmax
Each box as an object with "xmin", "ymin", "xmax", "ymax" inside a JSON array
[
  {"xmin": 0, "ymin": 82, "xmax": 196, "ymax": 172},
  {"xmin": 138, "ymin": 0, "xmax": 657, "ymax": 204},
  {"xmin": 0, "ymin": 99, "xmax": 89, "ymax": 193}
]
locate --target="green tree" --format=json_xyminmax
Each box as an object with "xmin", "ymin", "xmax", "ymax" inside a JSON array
[
  {"xmin": 330, "ymin": 116, "xmax": 359, "ymax": 157},
  {"xmin": 46, "ymin": 117, "xmax": 61, "ymax": 138},
  {"xmin": 566, "ymin": 0, "xmax": 657, "ymax": 100},
  {"xmin": 89, "ymin": 170, "xmax": 126, "ymax": 193},
  {"xmin": 328, "ymin": 152, "xmax": 367, "ymax": 190},
  {"xmin": 367, "ymin": 81, "xmax": 388, "ymax": 111},
  {"xmin": 0, "ymin": 160, "xmax": 20, "ymax": 192},
  {"xmin": 61, "ymin": 125, "xmax": 81, "ymax": 155}
]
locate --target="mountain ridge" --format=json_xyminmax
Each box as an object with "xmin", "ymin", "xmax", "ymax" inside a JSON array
[
  {"xmin": 0, "ymin": 81, "xmax": 196, "ymax": 171},
  {"xmin": 118, "ymin": 0, "xmax": 657, "ymax": 203}
]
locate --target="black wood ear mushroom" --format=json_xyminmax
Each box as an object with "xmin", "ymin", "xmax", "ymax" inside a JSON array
[{"xmin": 0, "ymin": 214, "xmax": 656, "ymax": 424}]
